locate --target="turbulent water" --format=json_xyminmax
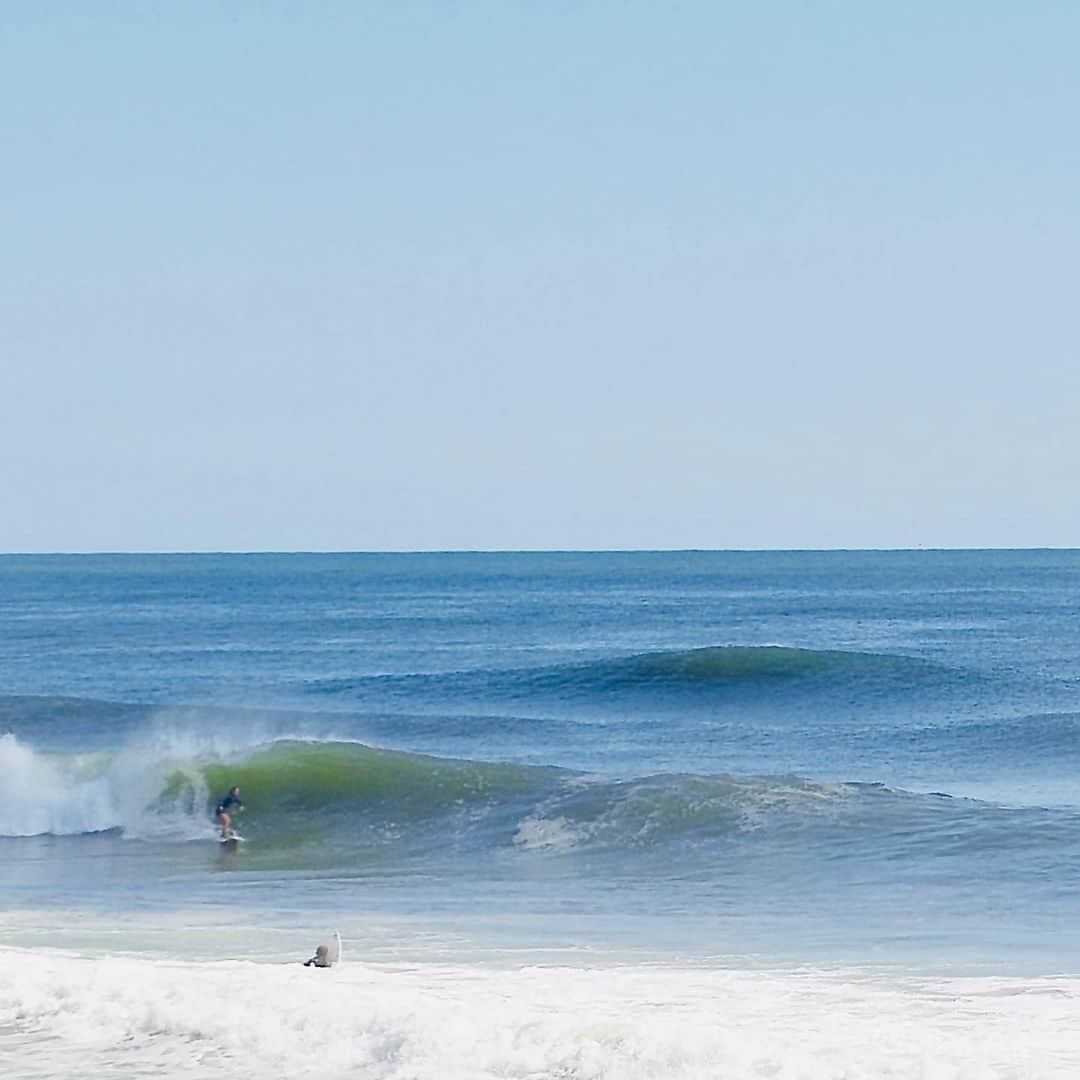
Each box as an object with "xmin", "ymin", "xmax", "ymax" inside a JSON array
[{"xmin": 4, "ymin": 550, "xmax": 1080, "ymax": 1077}]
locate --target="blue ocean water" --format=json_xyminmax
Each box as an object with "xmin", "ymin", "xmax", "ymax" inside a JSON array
[{"xmin": 3, "ymin": 550, "xmax": 1080, "ymax": 975}]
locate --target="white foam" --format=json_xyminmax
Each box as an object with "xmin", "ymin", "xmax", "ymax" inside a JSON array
[
  {"xmin": 0, "ymin": 734, "xmax": 118, "ymax": 837},
  {"xmin": 0, "ymin": 732, "xmax": 203, "ymax": 839},
  {"xmin": 512, "ymin": 814, "xmax": 585, "ymax": 852},
  {"xmin": 0, "ymin": 728, "xmax": 247, "ymax": 840},
  {"xmin": 2, "ymin": 948, "xmax": 1080, "ymax": 1078},
  {"xmin": 0, "ymin": 720, "xmax": 371, "ymax": 840}
]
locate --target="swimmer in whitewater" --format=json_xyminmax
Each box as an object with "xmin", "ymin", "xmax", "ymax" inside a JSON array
[
  {"xmin": 303, "ymin": 945, "xmax": 332, "ymax": 968},
  {"xmin": 303, "ymin": 932, "xmax": 342, "ymax": 968},
  {"xmin": 215, "ymin": 785, "xmax": 244, "ymax": 839}
]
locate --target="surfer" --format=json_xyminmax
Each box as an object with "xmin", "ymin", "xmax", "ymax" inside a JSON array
[
  {"xmin": 303, "ymin": 945, "xmax": 331, "ymax": 968},
  {"xmin": 215, "ymin": 785, "xmax": 244, "ymax": 839},
  {"xmin": 303, "ymin": 932, "xmax": 341, "ymax": 967}
]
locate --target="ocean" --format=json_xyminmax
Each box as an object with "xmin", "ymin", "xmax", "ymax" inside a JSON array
[{"xmin": 3, "ymin": 550, "xmax": 1080, "ymax": 1077}]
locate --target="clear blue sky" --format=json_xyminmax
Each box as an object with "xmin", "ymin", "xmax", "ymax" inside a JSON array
[{"xmin": 3, "ymin": 2, "xmax": 1078, "ymax": 551}]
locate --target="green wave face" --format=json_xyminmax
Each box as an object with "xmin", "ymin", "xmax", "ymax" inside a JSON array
[
  {"xmin": 7, "ymin": 731, "xmax": 1012, "ymax": 877},
  {"xmin": 305, "ymin": 644, "xmax": 947, "ymax": 704},
  {"xmin": 617, "ymin": 646, "xmax": 858, "ymax": 682},
  {"xmin": 164, "ymin": 741, "xmax": 557, "ymax": 824},
  {"xmin": 161, "ymin": 739, "xmax": 947, "ymax": 846},
  {"xmin": 559, "ymin": 645, "xmax": 940, "ymax": 693}
]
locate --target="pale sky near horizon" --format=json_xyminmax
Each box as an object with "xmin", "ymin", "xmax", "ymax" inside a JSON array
[{"xmin": 3, "ymin": 2, "xmax": 1078, "ymax": 552}]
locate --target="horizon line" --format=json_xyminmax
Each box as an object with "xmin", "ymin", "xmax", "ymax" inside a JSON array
[{"xmin": 2, "ymin": 546, "xmax": 1078, "ymax": 557}]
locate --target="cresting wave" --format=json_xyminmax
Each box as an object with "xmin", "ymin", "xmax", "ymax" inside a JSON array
[
  {"xmin": 0, "ymin": 729, "xmax": 896, "ymax": 841},
  {"xmin": 0, "ymin": 731, "xmax": 215, "ymax": 840},
  {"xmin": 1, "ymin": 731, "xmax": 1066, "ymax": 867}
]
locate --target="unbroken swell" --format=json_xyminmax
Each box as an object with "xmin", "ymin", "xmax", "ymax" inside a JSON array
[{"xmin": 305, "ymin": 644, "xmax": 946, "ymax": 705}]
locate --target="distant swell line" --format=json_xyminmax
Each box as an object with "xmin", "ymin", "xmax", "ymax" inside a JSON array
[{"xmin": 303, "ymin": 645, "xmax": 947, "ymax": 699}]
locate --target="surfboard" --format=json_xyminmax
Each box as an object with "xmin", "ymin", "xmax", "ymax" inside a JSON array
[
  {"xmin": 218, "ymin": 833, "xmax": 246, "ymax": 844},
  {"xmin": 326, "ymin": 931, "xmax": 342, "ymax": 966}
]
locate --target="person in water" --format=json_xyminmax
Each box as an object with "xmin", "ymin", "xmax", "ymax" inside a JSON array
[
  {"xmin": 215, "ymin": 785, "xmax": 244, "ymax": 838},
  {"xmin": 303, "ymin": 945, "xmax": 331, "ymax": 968}
]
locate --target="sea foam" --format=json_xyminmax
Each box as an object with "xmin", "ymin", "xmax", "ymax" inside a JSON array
[
  {"xmin": 2, "ymin": 948, "xmax": 1079, "ymax": 1078},
  {"xmin": 0, "ymin": 730, "xmax": 216, "ymax": 840}
]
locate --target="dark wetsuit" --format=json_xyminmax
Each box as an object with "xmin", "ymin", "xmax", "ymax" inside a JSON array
[{"xmin": 216, "ymin": 792, "xmax": 242, "ymax": 817}]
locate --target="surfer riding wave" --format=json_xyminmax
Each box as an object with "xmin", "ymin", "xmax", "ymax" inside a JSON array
[{"xmin": 215, "ymin": 786, "xmax": 244, "ymax": 839}]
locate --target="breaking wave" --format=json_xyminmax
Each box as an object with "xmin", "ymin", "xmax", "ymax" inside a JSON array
[{"xmin": 3, "ymin": 728, "xmax": 1068, "ymax": 871}]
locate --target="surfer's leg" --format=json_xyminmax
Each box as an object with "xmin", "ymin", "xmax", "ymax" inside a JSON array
[{"xmin": 217, "ymin": 811, "xmax": 231, "ymax": 838}]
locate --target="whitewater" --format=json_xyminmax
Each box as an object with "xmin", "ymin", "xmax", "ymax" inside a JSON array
[
  {"xmin": 4, "ymin": 550, "xmax": 1080, "ymax": 1077},
  {"xmin": 6, "ymin": 947, "xmax": 1080, "ymax": 1078}
]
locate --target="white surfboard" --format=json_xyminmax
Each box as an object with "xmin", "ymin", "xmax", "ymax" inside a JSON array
[
  {"xmin": 326, "ymin": 931, "xmax": 342, "ymax": 966},
  {"xmin": 218, "ymin": 833, "xmax": 246, "ymax": 844}
]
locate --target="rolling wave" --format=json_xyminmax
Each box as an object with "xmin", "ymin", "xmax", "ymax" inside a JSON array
[
  {"xmin": 4, "ymin": 731, "xmax": 1070, "ymax": 871},
  {"xmin": 305, "ymin": 644, "xmax": 946, "ymax": 704},
  {"xmin": 179, "ymin": 741, "xmax": 554, "ymax": 817}
]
